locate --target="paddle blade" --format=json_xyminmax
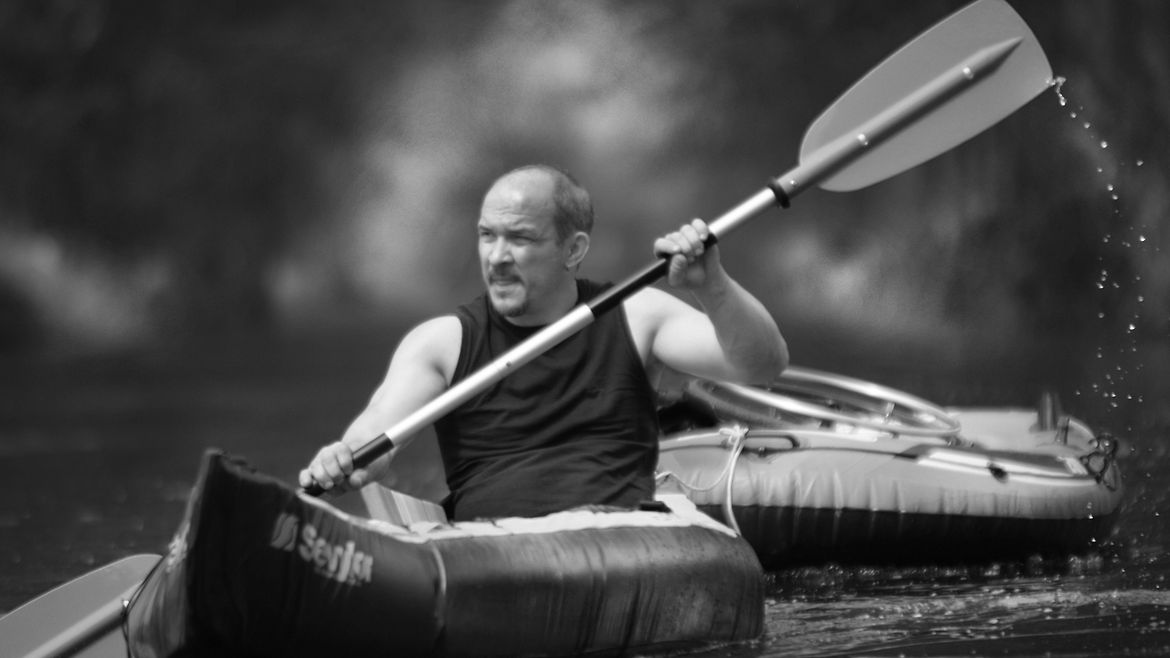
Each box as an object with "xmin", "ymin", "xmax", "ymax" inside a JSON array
[
  {"xmin": 0, "ymin": 554, "xmax": 160, "ymax": 658},
  {"xmin": 800, "ymin": 0, "xmax": 1052, "ymax": 192}
]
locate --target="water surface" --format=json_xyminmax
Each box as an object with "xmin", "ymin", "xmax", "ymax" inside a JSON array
[{"xmin": 1, "ymin": 325, "xmax": 1167, "ymax": 656}]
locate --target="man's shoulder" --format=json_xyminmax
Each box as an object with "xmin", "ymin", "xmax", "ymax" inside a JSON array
[
  {"xmin": 409, "ymin": 315, "xmax": 462, "ymax": 341},
  {"xmin": 620, "ymin": 287, "xmax": 693, "ymax": 342},
  {"xmin": 623, "ymin": 286, "xmax": 686, "ymax": 317},
  {"xmin": 398, "ymin": 315, "xmax": 462, "ymax": 381},
  {"xmin": 401, "ymin": 315, "xmax": 462, "ymax": 354}
]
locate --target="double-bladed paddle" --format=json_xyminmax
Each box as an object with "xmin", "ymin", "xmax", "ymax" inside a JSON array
[
  {"xmin": 309, "ymin": 0, "xmax": 1054, "ymax": 494},
  {"xmin": 0, "ymin": 1, "xmax": 1053, "ymax": 654}
]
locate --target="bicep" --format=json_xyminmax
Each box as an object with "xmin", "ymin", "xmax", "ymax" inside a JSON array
[
  {"xmin": 627, "ymin": 289, "xmax": 738, "ymax": 382},
  {"xmin": 342, "ymin": 317, "xmax": 460, "ymax": 445}
]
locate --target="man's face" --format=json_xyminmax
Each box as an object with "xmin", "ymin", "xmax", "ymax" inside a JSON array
[{"xmin": 477, "ymin": 175, "xmax": 572, "ymax": 324}]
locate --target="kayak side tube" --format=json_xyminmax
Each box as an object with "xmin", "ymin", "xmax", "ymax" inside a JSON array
[{"xmin": 127, "ymin": 450, "xmax": 764, "ymax": 657}]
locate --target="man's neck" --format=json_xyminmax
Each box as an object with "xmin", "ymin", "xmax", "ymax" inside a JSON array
[{"xmin": 505, "ymin": 277, "xmax": 581, "ymax": 327}]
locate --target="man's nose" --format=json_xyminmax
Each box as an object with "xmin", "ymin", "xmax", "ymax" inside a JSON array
[{"xmin": 488, "ymin": 240, "xmax": 513, "ymax": 264}]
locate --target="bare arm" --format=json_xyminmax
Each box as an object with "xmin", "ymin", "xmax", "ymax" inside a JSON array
[
  {"xmin": 298, "ymin": 316, "xmax": 460, "ymax": 493},
  {"xmin": 632, "ymin": 219, "xmax": 787, "ymax": 384}
]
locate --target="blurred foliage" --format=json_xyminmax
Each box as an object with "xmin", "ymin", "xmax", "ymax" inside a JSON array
[
  {"xmin": 0, "ymin": 0, "xmax": 1166, "ymax": 366},
  {"xmin": 0, "ymin": 0, "xmax": 417, "ymax": 335}
]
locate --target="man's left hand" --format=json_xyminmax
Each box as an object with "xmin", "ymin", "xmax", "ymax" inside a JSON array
[{"xmin": 654, "ymin": 218, "xmax": 722, "ymax": 289}]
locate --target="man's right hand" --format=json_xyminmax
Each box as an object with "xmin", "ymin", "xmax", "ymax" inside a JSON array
[{"xmin": 299, "ymin": 441, "xmax": 370, "ymax": 494}]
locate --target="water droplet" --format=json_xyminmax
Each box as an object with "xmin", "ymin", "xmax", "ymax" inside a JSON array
[
  {"xmin": 1136, "ymin": 159, "xmax": 1144, "ymax": 166},
  {"xmin": 1049, "ymin": 76, "xmax": 1068, "ymax": 105},
  {"xmin": 1100, "ymin": 140, "xmax": 1109, "ymax": 149}
]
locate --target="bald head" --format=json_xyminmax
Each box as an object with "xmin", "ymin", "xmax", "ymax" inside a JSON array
[
  {"xmin": 477, "ymin": 164, "xmax": 592, "ymax": 324},
  {"xmin": 483, "ymin": 165, "xmax": 593, "ymax": 244}
]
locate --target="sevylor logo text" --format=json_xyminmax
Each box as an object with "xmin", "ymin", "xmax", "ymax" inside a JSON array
[{"xmin": 270, "ymin": 512, "xmax": 373, "ymax": 586}]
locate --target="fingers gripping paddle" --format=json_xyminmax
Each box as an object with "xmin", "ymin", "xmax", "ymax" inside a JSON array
[{"xmin": 304, "ymin": 0, "xmax": 1051, "ymax": 495}]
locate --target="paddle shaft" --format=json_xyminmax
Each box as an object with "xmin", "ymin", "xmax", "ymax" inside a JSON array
[
  {"xmin": 305, "ymin": 10, "xmax": 1028, "ymax": 496},
  {"xmin": 346, "ymin": 186, "xmax": 778, "ymax": 471}
]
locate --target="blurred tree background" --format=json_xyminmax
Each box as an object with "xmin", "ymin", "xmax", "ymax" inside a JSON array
[{"xmin": 0, "ymin": 0, "xmax": 1166, "ymax": 428}]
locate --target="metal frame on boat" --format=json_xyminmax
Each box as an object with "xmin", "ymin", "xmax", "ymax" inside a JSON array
[{"xmin": 656, "ymin": 367, "xmax": 1123, "ymax": 567}]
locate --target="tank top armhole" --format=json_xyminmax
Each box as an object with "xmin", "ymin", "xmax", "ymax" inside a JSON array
[
  {"xmin": 582, "ymin": 278, "xmax": 655, "ymax": 396},
  {"xmin": 449, "ymin": 306, "xmax": 476, "ymax": 384},
  {"xmin": 616, "ymin": 302, "xmax": 657, "ymax": 397}
]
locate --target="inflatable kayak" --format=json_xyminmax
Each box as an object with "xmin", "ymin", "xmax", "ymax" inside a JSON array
[
  {"xmin": 656, "ymin": 367, "xmax": 1123, "ymax": 567},
  {"xmin": 126, "ymin": 450, "xmax": 764, "ymax": 657}
]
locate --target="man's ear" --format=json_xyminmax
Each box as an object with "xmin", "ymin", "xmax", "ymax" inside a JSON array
[{"xmin": 566, "ymin": 231, "xmax": 590, "ymax": 270}]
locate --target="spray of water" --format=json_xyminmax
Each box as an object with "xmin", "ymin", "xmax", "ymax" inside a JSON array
[{"xmin": 1049, "ymin": 78, "xmax": 1160, "ymax": 435}]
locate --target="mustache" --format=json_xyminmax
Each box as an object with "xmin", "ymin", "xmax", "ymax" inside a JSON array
[{"xmin": 487, "ymin": 266, "xmax": 520, "ymax": 283}]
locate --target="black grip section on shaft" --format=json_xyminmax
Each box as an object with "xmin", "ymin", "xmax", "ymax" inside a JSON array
[
  {"xmin": 592, "ymin": 230, "xmax": 722, "ymax": 317},
  {"xmin": 588, "ymin": 259, "xmax": 669, "ymax": 316},
  {"xmin": 353, "ymin": 434, "xmax": 395, "ymax": 467},
  {"xmin": 594, "ymin": 228, "xmax": 721, "ymax": 316},
  {"xmin": 300, "ymin": 434, "xmax": 395, "ymax": 498}
]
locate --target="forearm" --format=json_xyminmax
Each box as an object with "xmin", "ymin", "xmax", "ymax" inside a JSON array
[
  {"xmin": 340, "ymin": 404, "xmax": 392, "ymax": 449},
  {"xmin": 336, "ymin": 393, "xmax": 409, "ymax": 476},
  {"xmin": 691, "ymin": 268, "xmax": 788, "ymax": 384},
  {"xmin": 302, "ymin": 316, "xmax": 456, "ymax": 493}
]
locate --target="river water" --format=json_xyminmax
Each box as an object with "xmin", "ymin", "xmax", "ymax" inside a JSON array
[{"xmin": 1, "ymin": 325, "xmax": 1167, "ymax": 656}]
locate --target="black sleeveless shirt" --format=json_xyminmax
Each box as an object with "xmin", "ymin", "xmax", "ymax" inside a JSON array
[{"xmin": 433, "ymin": 279, "xmax": 660, "ymax": 521}]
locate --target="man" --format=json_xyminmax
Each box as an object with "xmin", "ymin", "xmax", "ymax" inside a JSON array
[{"xmin": 300, "ymin": 164, "xmax": 787, "ymax": 520}]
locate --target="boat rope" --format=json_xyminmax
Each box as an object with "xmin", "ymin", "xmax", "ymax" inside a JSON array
[
  {"xmin": 658, "ymin": 426, "xmax": 749, "ymax": 493},
  {"xmin": 656, "ymin": 425, "xmax": 748, "ymax": 535},
  {"xmin": 1082, "ymin": 432, "xmax": 1120, "ymax": 487},
  {"xmin": 721, "ymin": 425, "xmax": 748, "ymax": 536}
]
